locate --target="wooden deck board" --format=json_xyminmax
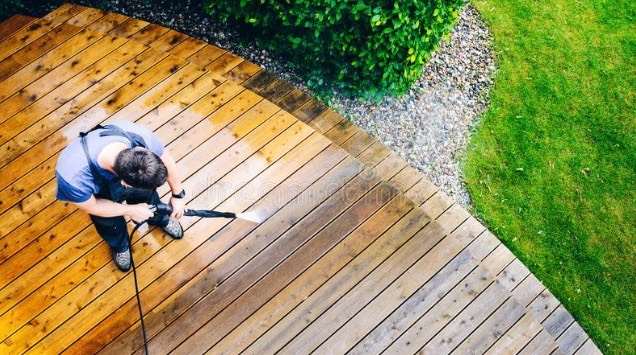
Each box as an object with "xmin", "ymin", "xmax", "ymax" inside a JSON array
[
  {"xmin": 0, "ymin": 27, "xmax": 127, "ymax": 104},
  {"xmin": 10, "ymin": 97, "xmax": 316, "ymax": 355},
  {"xmin": 1, "ymin": 50, "xmax": 216, "ymax": 290},
  {"xmin": 185, "ymin": 44, "xmax": 226, "ymax": 68},
  {"xmin": 317, "ymin": 236, "xmax": 476, "ymax": 354},
  {"xmin": 0, "ymin": 4, "xmax": 83, "ymax": 61},
  {"xmin": 518, "ymin": 329, "xmax": 561, "ymax": 355},
  {"xmin": 0, "ymin": 65, "xmax": 205, "ymax": 282},
  {"xmin": 346, "ymin": 221, "xmax": 490, "ymax": 353},
  {"xmin": 3, "ymin": 67, "xmax": 216, "ymax": 257},
  {"xmin": 211, "ymin": 194, "xmax": 417, "ymax": 354},
  {"xmin": 38, "ymin": 127, "xmax": 330, "ymax": 352},
  {"xmin": 0, "ymin": 75, "xmax": 229, "ymax": 350},
  {"xmin": 246, "ymin": 212, "xmax": 438, "ymax": 353},
  {"xmin": 543, "ymin": 305, "xmax": 576, "ymax": 340},
  {"xmin": 107, "ymin": 18, "xmax": 149, "ymax": 39},
  {"xmin": 169, "ymin": 36, "xmax": 207, "ymax": 59},
  {"xmin": 557, "ymin": 321, "xmax": 590, "ymax": 354},
  {"xmin": 128, "ymin": 23, "xmax": 169, "ymax": 46},
  {"xmin": 66, "ymin": 7, "xmax": 106, "ymax": 28},
  {"xmin": 148, "ymin": 29, "xmax": 188, "ymax": 53},
  {"xmin": 575, "ymin": 338, "xmax": 603, "ymax": 355},
  {"xmin": 85, "ymin": 12, "xmax": 130, "ymax": 33},
  {"xmin": 0, "ymin": 38, "xmax": 145, "ymax": 147},
  {"xmin": 0, "ymin": 47, "xmax": 175, "ymax": 188},
  {"xmin": 514, "ymin": 273, "xmax": 547, "ymax": 307},
  {"xmin": 3, "ymin": 86, "xmax": 278, "ymax": 354},
  {"xmin": 174, "ymin": 183, "xmax": 399, "ymax": 353},
  {"xmin": 385, "ymin": 248, "xmax": 514, "ymax": 353},
  {"xmin": 0, "ymin": 15, "xmax": 36, "ymax": 41},
  {"xmin": 149, "ymin": 157, "xmax": 380, "ymax": 353},
  {"xmin": 486, "ymin": 312, "xmax": 545, "ymax": 354},
  {"xmin": 1, "ymin": 35, "xmax": 130, "ymax": 124},
  {"xmin": 0, "ymin": 6, "xmax": 600, "ymax": 354},
  {"xmin": 264, "ymin": 223, "xmax": 447, "ymax": 354},
  {"xmin": 348, "ymin": 248, "xmax": 478, "ymax": 354},
  {"xmin": 99, "ymin": 146, "xmax": 355, "ymax": 354},
  {"xmin": 0, "ymin": 22, "xmax": 83, "ymax": 82},
  {"xmin": 224, "ymin": 60, "xmax": 262, "ymax": 84},
  {"xmin": 453, "ymin": 297, "xmax": 526, "ymax": 354}
]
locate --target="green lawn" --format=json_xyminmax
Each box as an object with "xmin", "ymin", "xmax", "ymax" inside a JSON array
[{"xmin": 465, "ymin": 0, "xmax": 635, "ymax": 353}]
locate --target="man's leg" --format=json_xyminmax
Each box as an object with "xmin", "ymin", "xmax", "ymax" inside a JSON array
[{"xmin": 90, "ymin": 214, "xmax": 131, "ymax": 271}]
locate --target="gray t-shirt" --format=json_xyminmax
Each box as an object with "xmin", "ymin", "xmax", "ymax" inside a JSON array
[{"xmin": 55, "ymin": 121, "xmax": 165, "ymax": 203}]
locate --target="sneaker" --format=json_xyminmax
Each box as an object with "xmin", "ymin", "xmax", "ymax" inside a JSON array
[
  {"xmin": 162, "ymin": 217, "xmax": 184, "ymax": 239},
  {"xmin": 113, "ymin": 248, "xmax": 131, "ymax": 272}
]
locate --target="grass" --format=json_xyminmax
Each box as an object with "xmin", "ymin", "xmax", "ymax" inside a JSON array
[{"xmin": 466, "ymin": 0, "xmax": 635, "ymax": 353}]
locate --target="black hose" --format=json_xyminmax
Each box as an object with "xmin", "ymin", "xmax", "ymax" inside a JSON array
[
  {"xmin": 129, "ymin": 222, "xmax": 150, "ymax": 355},
  {"xmin": 128, "ymin": 202, "xmax": 236, "ymax": 354}
]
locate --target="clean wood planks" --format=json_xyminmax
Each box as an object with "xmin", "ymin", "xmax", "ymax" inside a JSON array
[
  {"xmin": 24, "ymin": 102, "xmax": 332, "ymax": 349},
  {"xmin": 0, "ymin": 47, "xmax": 177, "ymax": 186},
  {"xmin": 0, "ymin": 22, "xmax": 83, "ymax": 82},
  {"xmin": 3, "ymin": 101, "xmax": 308, "ymax": 355},
  {"xmin": 0, "ymin": 64, "xmax": 206, "ymax": 293},
  {"xmin": 0, "ymin": 4, "xmax": 84, "ymax": 61},
  {"xmin": 0, "ymin": 16, "xmax": 140, "ymax": 104},
  {"xmin": 0, "ymin": 65, "xmax": 213, "ymax": 351}
]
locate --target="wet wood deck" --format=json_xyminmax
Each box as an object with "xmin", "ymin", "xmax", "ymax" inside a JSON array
[{"xmin": 0, "ymin": 4, "xmax": 600, "ymax": 354}]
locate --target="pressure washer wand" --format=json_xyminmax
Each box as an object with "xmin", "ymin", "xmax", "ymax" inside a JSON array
[
  {"xmin": 150, "ymin": 202, "xmax": 236, "ymax": 219},
  {"xmin": 132, "ymin": 202, "xmax": 262, "ymax": 354}
]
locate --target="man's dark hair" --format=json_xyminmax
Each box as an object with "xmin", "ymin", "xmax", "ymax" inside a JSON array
[{"xmin": 114, "ymin": 147, "xmax": 168, "ymax": 189}]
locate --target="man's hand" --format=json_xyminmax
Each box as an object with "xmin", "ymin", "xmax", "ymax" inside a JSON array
[
  {"xmin": 75, "ymin": 196, "xmax": 154, "ymax": 223},
  {"xmin": 169, "ymin": 197, "xmax": 186, "ymax": 218},
  {"xmin": 126, "ymin": 203, "xmax": 154, "ymax": 223}
]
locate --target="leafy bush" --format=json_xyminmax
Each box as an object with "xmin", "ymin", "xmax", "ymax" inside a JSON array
[
  {"xmin": 206, "ymin": 0, "xmax": 465, "ymax": 98},
  {"xmin": 0, "ymin": 0, "xmax": 26, "ymax": 21}
]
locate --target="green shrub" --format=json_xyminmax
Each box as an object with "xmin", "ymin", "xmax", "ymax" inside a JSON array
[
  {"xmin": 206, "ymin": 0, "xmax": 465, "ymax": 98},
  {"xmin": 0, "ymin": 0, "xmax": 26, "ymax": 22}
]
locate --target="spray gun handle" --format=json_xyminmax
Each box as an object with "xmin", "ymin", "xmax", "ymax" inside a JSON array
[{"xmin": 150, "ymin": 203, "xmax": 173, "ymax": 216}]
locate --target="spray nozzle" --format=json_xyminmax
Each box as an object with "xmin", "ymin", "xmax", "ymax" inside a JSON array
[{"xmin": 149, "ymin": 203, "xmax": 265, "ymax": 223}]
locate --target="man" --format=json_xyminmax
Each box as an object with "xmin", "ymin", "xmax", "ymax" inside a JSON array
[{"xmin": 55, "ymin": 120, "xmax": 186, "ymax": 272}]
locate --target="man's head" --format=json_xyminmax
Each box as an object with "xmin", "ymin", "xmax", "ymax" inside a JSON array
[{"xmin": 114, "ymin": 147, "xmax": 167, "ymax": 189}]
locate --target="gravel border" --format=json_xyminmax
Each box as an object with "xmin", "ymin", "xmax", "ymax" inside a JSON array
[{"xmin": 39, "ymin": 0, "xmax": 496, "ymax": 207}]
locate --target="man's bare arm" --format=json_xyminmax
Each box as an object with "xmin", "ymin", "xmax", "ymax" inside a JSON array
[
  {"xmin": 161, "ymin": 151, "xmax": 186, "ymax": 218},
  {"xmin": 74, "ymin": 195, "xmax": 153, "ymax": 222}
]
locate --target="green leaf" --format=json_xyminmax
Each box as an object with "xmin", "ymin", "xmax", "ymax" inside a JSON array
[{"xmin": 206, "ymin": 0, "xmax": 464, "ymax": 98}]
